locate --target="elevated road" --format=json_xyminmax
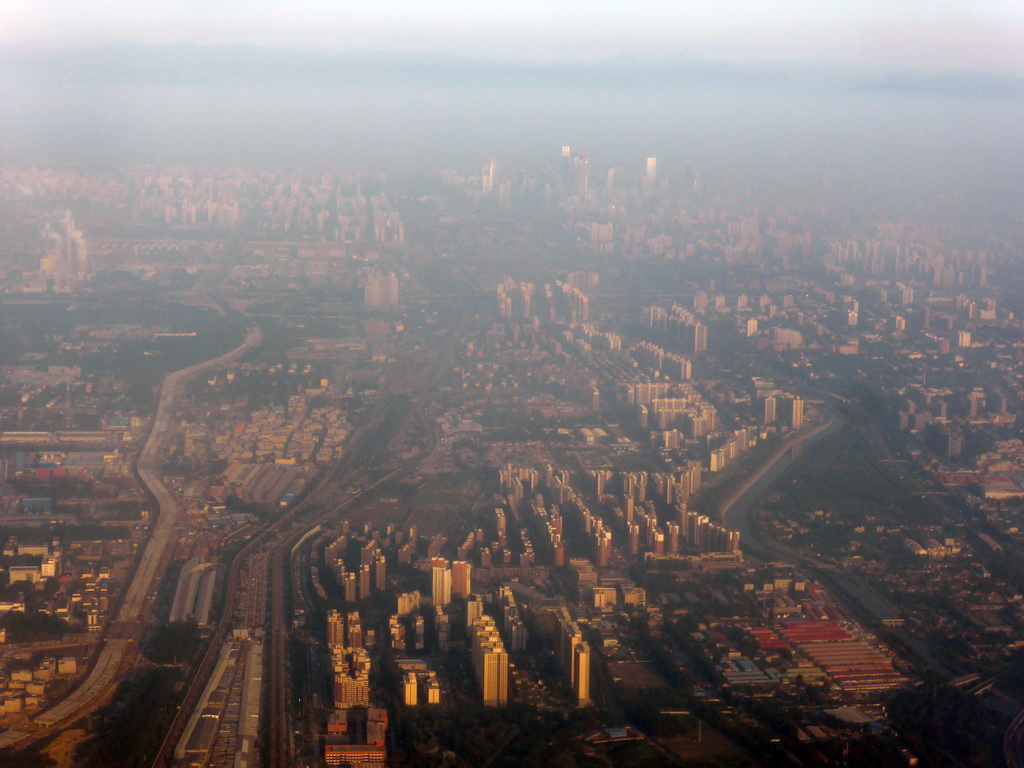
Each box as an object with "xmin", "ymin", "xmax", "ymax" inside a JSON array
[
  {"xmin": 1006, "ymin": 706, "xmax": 1024, "ymax": 768},
  {"xmin": 120, "ymin": 324, "xmax": 262, "ymax": 626},
  {"xmin": 33, "ymin": 324, "xmax": 262, "ymax": 731},
  {"xmin": 719, "ymin": 410, "xmax": 840, "ymax": 540},
  {"xmin": 33, "ymin": 640, "xmax": 130, "ymax": 727}
]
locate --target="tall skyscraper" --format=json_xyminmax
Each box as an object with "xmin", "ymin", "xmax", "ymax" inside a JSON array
[
  {"xmin": 597, "ymin": 530, "xmax": 612, "ymax": 567},
  {"xmin": 403, "ymin": 673, "xmax": 418, "ymax": 706},
  {"xmin": 327, "ymin": 609, "xmax": 345, "ymax": 649},
  {"xmin": 482, "ymin": 158, "xmax": 496, "ymax": 195},
  {"xmin": 431, "ymin": 559, "xmax": 452, "ymax": 607},
  {"xmin": 466, "ymin": 594, "xmax": 484, "ymax": 629},
  {"xmin": 359, "ymin": 564, "xmax": 372, "ymax": 599},
  {"xmin": 561, "ymin": 145, "xmax": 572, "ymax": 187},
  {"xmin": 790, "ymin": 396, "xmax": 805, "ymax": 430},
  {"xmin": 46, "ymin": 215, "xmax": 89, "ymax": 292},
  {"xmin": 67, "ymin": 217, "xmax": 89, "ymax": 280},
  {"xmin": 470, "ymin": 616, "xmax": 509, "ymax": 706},
  {"xmin": 346, "ymin": 611, "xmax": 363, "ymax": 649},
  {"xmin": 573, "ymin": 641, "xmax": 591, "ymax": 706},
  {"xmin": 451, "ymin": 560, "xmax": 472, "ymax": 599},
  {"xmin": 575, "ymin": 152, "xmax": 589, "ymax": 200},
  {"xmin": 643, "ymin": 157, "xmax": 657, "ymax": 189},
  {"xmin": 343, "ymin": 572, "xmax": 357, "ymax": 603},
  {"xmin": 693, "ymin": 322, "xmax": 708, "ymax": 355},
  {"xmin": 557, "ymin": 607, "xmax": 592, "ymax": 707}
]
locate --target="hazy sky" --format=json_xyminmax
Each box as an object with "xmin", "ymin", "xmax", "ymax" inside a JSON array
[{"xmin": 3, "ymin": 0, "xmax": 1023, "ymax": 74}]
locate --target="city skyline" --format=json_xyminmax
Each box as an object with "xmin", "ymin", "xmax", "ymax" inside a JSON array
[
  {"xmin": 0, "ymin": 141, "xmax": 1019, "ymax": 767},
  {"xmin": 0, "ymin": 0, "xmax": 1019, "ymax": 764}
]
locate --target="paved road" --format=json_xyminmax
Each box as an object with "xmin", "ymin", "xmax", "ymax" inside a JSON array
[
  {"xmin": 33, "ymin": 325, "xmax": 262, "ymax": 731},
  {"xmin": 1007, "ymin": 706, "xmax": 1024, "ymax": 768},
  {"xmin": 34, "ymin": 640, "xmax": 130, "ymax": 726},
  {"xmin": 120, "ymin": 324, "xmax": 262, "ymax": 626},
  {"xmin": 720, "ymin": 410, "xmax": 841, "ymax": 542},
  {"xmin": 717, "ymin": 407, "xmax": 962, "ymax": 677}
]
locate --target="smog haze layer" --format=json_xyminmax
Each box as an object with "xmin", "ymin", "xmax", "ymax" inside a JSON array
[{"xmin": 2, "ymin": 46, "xmax": 1022, "ymax": 220}]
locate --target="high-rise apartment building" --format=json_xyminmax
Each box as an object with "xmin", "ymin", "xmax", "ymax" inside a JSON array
[
  {"xmin": 396, "ymin": 590, "xmax": 420, "ymax": 616},
  {"xmin": 557, "ymin": 606, "xmax": 592, "ymax": 707},
  {"xmin": 466, "ymin": 594, "xmax": 484, "ymax": 629},
  {"xmin": 431, "ymin": 559, "xmax": 452, "ymax": 607},
  {"xmin": 327, "ymin": 609, "xmax": 345, "ymax": 649},
  {"xmin": 790, "ymin": 396, "xmax": 805, "ymax": 430},
  {"xmin": 343, "ymin": 572, "xmax": 357, "ymax": 603},
  {"xmin": 470, "ymin": 616, "xmax": 508, "ymax": 706},
  {"xmin": 345, "ymin": 612, "xmax": 363, "ymax": 649},
  {"xmin": 573, "ymin": 641, "xmax": 591, "ymax": 706},
  {"xmin": 332, "ymin": 647, "xmax": 370, "ymax": 709},
  {"xmin": 451, "ymin": 560, "xmax": 471, "ymax": 599},
  {"xmin": 359, "ymin": 564, "xmax": 372, "ymax": 600},
  {"xmin": 693, "ymin": 322, "xmax": 708, "ymax": 355}
]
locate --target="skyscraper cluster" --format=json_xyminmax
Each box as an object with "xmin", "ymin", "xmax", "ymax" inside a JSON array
[
  {"xmin": 327, "ymin": 609, "xmax": 370, "ymax": 710},
  {"xmin": 40, "ymin": 215, "xmax": 89, "ymax": 293},
  {"xmin": 560, "ymin": 145, "xmax": 589, "ymax": 200},
  {"xmin": 646, "ymin": 304, "xmax": 709, "ymax": 355}
]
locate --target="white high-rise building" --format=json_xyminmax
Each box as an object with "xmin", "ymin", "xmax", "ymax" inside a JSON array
[
  {"xmin": 643, "ymin": 157, "xmax": 657, "ymax": 189},
  {"xmin": 482, "ymin": 159, "xmax": 496, "ymax": 195}
]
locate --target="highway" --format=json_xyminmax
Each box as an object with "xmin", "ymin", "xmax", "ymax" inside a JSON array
[
  {"xmin": 719, "ymin": 409, "xmax": 840, "ymax": 539},
  {"xmin": 120, "ymin": 324, "xmax": 262, "ymax": 626},
  {"xmin": 34, "ymin": 640, "xmax": 130, "ymax": 727},
  {"xmin": 716, "ymin": 404, "xmax": 964, "ymax": 679},
  {"xmin": 33, "ymin": 324, "xmax": 262, "ymax": 733},
  {"xmin": 1006, "ymin": 706, "xmax": 1024, "ymax": 768},
  {"xmin": 124, "ymin": 296, "xmax": 476, "ymax": 768}
]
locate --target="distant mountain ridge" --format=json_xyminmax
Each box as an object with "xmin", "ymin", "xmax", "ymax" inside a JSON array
[{"xmin": 2, "ymin": 43, "xmax": 1022, "ymax": 98}]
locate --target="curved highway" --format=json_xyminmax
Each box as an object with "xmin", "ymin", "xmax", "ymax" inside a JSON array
[
  {"xmin": 34, "ymin": 324, "xmax": 262, "ymax": 730},
  {"xmin": 119, "ymin": 324, "xmax": 262, "ymax": 625},
  {"xmin": 1006, "ymin": 706, "xmax": 1024, "ymax": 768},
  {"xmin": 720, "ymin": 409, "xmax": 841, "ymax": 542}
]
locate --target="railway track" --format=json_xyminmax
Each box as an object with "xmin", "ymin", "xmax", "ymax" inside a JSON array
[
  {"xmin": 28, "ymin": 325, "xmax": 263, "ymax": 742},
  {"xmin": 266, "ymin": 296, "xmax": 482, "ymax": 767}
]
